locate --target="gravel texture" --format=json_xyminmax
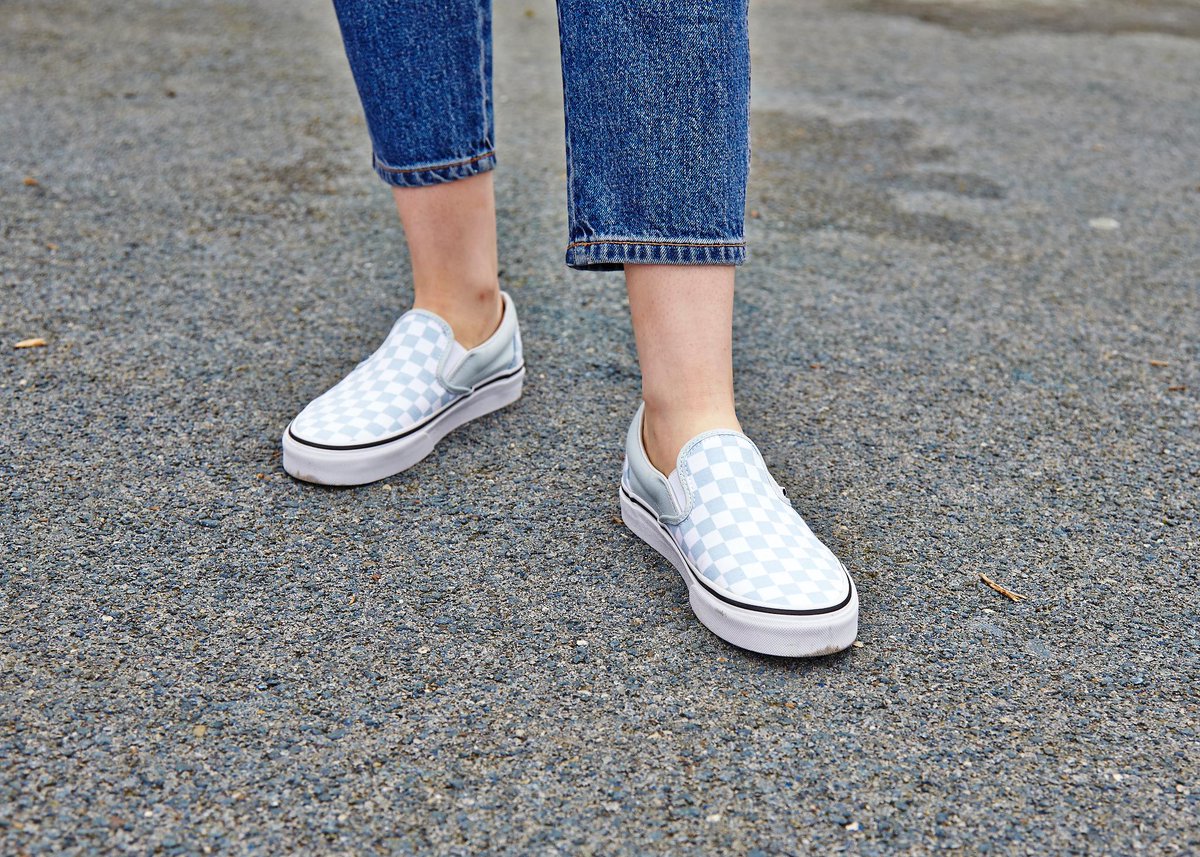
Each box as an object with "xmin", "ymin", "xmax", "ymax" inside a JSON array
[{"xmin": 2, "ymin": 0, "xmax": 1198, "ymax": 854}]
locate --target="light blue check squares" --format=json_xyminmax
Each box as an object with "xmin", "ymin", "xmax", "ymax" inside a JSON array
[
  {"xmin": 290, "ymin": 311, "xmax": 459, "ymax": 447},
  {"xmin": 666, "ymin": 432, "xmax": 850, "ymax": 611}
]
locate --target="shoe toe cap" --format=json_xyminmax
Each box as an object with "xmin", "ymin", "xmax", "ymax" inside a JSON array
[
  {"xmin": 720, "ymin": 546, "xmax": 852, "ymax": 613},
  {"xmin": 288, "ymin": 397, "xmax": 389, "ymax": 448},
  {"xmin": 680, "ymin": 517, "xmax": 853, "ymax": 614}
]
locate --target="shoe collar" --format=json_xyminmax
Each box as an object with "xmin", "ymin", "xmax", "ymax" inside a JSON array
[
  {"xmin": 389, "ymin": 291, "xmax": 514, "ymax": 393},
  {"xmin": 630, "ymin": 404, "xmax": 790, "ymax": 524}
]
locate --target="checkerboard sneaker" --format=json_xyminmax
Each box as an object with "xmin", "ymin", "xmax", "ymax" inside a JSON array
[
  {"xmin": 282, "ymin": 290, "xmax": 524, "ymax": 485},
  {"xmin": 619, "ymin": 402, "xmax": 858, "ymax": 657}
]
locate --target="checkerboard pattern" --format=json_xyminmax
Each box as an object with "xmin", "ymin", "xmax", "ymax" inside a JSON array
[
  {"xmin": 666, "ymin": 433, "xmax": 850, "ymax": 611},
  {"xmin": 290, "ymin": 311, "xmax": 458, "ymax": 447}
]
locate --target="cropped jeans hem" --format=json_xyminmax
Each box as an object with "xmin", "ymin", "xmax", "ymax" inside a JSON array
[
  {"xmin": 371, "ymin": 150, "xmax": 497, "ymax": 189},
  {"xmin": 564, "ymin": 238, "xmax": 746, "ymax": 272}
]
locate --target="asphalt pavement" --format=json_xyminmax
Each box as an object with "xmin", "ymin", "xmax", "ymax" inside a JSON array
[{"xmin": 2, "ymin": 0, "xmax": 1198, "ymax": 853}]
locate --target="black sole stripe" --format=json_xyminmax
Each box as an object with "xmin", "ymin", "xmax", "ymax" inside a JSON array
[
  {"xmin": 289, "ymin": 364, "xmax": 525, "ymax": 452},
  {"xmin": 621, "ymin": 486, "xmax": 854, "ymax": 618}
]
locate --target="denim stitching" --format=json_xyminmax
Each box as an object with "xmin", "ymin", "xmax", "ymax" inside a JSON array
[
  {"xmin": 374, "ymin": 150, "xmax": 496, "ymax": 175},
  {"xmin": 565, "ymin": 241, "xmax": 746, "ymax": 271},
  {"xmin": 566, "ymin": 238, "xmax": 745, "ymax": 249},
  {"xmin": 555, "ymin": 0, "xmax": 578, "ymax": 242},
  {"xmin": 475, "ymin": 0, "xmax": 491, "ymax": 170}
]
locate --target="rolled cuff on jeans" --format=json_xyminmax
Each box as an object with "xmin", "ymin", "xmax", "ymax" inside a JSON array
[
  {"xmin": 372, "ymin": 150, "xmax": 496, "ymax": 188},
  {"xmin": 564, "ymin": 238, "xmax": 746, "ymax": 272}
]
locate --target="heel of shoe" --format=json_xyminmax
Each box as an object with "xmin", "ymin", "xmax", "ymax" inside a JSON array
[
  {"xmin": 620, "ymin": 488, "xmax": 688, "ymax": 579},
  {"xmin": 445, "ymin": 365, "xmax": 524, "ymax": 431}
]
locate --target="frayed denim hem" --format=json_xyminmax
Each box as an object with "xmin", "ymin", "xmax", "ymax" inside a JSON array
[
  {"xmin": 372, "ymin": 150, "xmax": 496, "ymax": 188},
  {"xmin": 564, "ymin": 238, "xmax": 746, "ymax": 272}
]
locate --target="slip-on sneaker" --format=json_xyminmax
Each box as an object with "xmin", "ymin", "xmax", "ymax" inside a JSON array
[
  {"xmin": 282, "ymin": 290, "xmax": 525, "ymax": 486},
  {"xmin": 619, "ymin": 402, "xmax": 858, "ymax": 657}
]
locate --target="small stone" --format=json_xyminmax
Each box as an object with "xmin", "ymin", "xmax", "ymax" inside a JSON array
[
  {"xmin": 706, "ymin": 813, "xmax": 722, "ymax": 823},
  {"xmin": 1088, "ymin": 217, "xmax": 1120, "ymax": 231},
  {"xmin": 416, "ymin": 646, "xmax": 430, "ymax": 654},
  {"xmin": 193, "ymin": 724, "xmax": 207, "ymax": 738},
  {"xmin": 851, "ymin": 640, "xmax": 864, "ymax": 648},
  {"xmin": 844, "ymin": 821, "xmax": 861, "ymax": 831}
]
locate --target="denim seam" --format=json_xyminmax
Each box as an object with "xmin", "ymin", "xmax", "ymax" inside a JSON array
[
  {"xmin": 554, "ymin": 0, "xmax": 578, "ymax": 241},
  {"xmin": 474, "ymin": 0, "xmax": 492, "ymax": 166},
  {"xmin": 566, "ymin": 238, "xmax": 746, "ymax": 249},
  {"xmin": 373, "ymin": 150, "xmax": 496, "ymax": 175},
  {"xmin": 565, "ymin": 239, "xmax": 746, "ymax": 271}
]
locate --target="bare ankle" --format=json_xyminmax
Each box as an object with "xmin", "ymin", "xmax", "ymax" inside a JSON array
[
  {"xmin": 413, "ymin": 283, "xmax": 502, "ymax": 349},
  {"xmin": 642, "ymin": 401, "xmax": 741, "ymax": 475}
]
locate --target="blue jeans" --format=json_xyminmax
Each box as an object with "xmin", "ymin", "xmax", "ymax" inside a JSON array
[{"xmin": 331, "ymin": 0, "xmax": 750, "ymax": 271}]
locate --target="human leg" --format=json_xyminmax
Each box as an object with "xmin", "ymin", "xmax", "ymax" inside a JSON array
[
  {"xmin": 554, "ymin": 0, "xmax": 858, "ymax": 655},
  {"xmin": 333, "ymin": 0, "xmax": 502, "ymax": 347},
  {"xmin": 393, "ymin": 175, "xmax": 501, "ymax": 350},
  {"xmin": 282, "ymin": 0, "xmax": 522, "ymax": 484},
  {"xmin": 554, "ymin": 0, "xmax": 750, "ymax": 467},
  {"xmin": 619, "ymin": 259, "xmax": 860, "ymax": 655},
  {"xmin": 625, "ymin": 264, "xmax": 740, "ymax": 475}
]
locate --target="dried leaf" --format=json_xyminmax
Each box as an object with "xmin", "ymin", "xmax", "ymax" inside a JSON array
[{"xmin": 14, "ymin": 338, "xmax": 47, "ymax": 349}]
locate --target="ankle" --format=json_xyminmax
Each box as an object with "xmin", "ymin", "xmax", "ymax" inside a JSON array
[
  {"xmin": 412, "ymin": 283, "xmax": 502, "ymax": 349},
  {"xmin": 641, "ymin": 400, "xmax": 741, "ymax": 475}
]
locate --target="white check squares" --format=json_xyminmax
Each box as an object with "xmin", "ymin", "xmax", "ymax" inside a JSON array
[
  {"xmin": 666, "ymin": 432, "xmax": 850, "ymax": 612},
  {"xmin": 289, "ymin": 311, "xmax": 459, "ymax": 448}
]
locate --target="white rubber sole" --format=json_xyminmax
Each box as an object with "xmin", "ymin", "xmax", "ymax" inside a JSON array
[
  {"xmin": 620, "ymin": 487, "xmax": 859, "ymax": 657},
  {"xmin": 282, "ymin": 365, "xmax": 524, "ymax": 486}
]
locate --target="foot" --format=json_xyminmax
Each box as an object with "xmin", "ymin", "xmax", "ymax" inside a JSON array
[
  {"xmin": 281, "ymin": 290, "xmax": 525, "ymax": 485},
  {"xmin": 619, "ymin": 402, "xmax": 858, "ymax": 657}
]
